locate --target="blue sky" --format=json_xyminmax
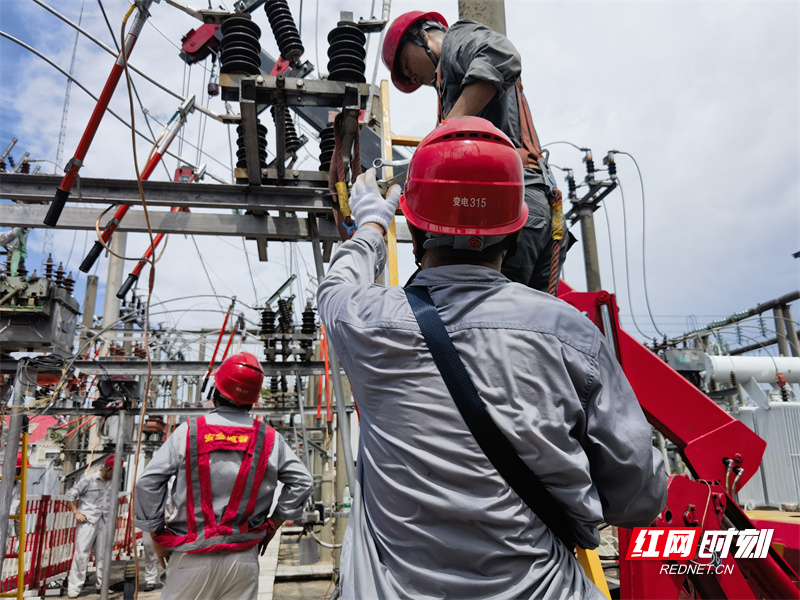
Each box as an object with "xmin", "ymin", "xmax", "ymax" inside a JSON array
[{"xmin": 1, "ymin": 0, "xmax": 798, "ymax": 356}]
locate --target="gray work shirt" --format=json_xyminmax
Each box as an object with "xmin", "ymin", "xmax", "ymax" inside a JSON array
[
  {"xmin": 134, "ymin": 406, "xmax": 312, "ymax": 536},
  {"xmin": 318, "ymin": 227, "xmax": 667, "ymax": 600},
  {"xmin": 439, "ymin": 20, "xmax": 524, "ymax": 149},
  {"xmin": 439, "ymin": 20, "xmax": 547, "ymax": 223},
  {"xmin": 65, "ymin": 471, "xmax": 112, "ymax": 524}
]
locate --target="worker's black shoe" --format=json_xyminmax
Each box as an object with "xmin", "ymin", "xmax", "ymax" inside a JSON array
[{"xmin": 143, "ymin": 583, "xmax": 156, "ymax": 592}]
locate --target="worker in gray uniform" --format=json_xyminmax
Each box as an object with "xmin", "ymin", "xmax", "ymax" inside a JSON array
[
  {"xmin": 134, "ymin": 353, "xmax": 313, "ymax": 600},
  {"xmin": 65, "ymin": 455, "xmax": 115, "ymax": 598},
  {"xmin": 383, "ymin": 11, "xmax": 571, "ymax": 292},
  {"xmin": 318, "ymin": 117, "xmax": 667, "ymax": 599}
]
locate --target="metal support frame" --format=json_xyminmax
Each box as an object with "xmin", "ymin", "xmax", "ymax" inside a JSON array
[
  {"xmin": 308, "ymin": 218, "xmax": 356, "ymax": 490},
  {"xmin": 0, "ymin": 360, "xmax": 37, "ymax": 576},
  {"xmin": 98, "ymin": 412, "xmax": 128, "ymax": 600}
]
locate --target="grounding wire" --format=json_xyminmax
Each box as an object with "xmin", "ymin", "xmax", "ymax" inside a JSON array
[
  {"xmin": 194, "ymin": 67, "xmax": 209, "ymax": 166},
  {"xmin": 0, "ymin": 31, "xmax": 230, "ymax": 182},
  {"xmin": 96, "ymin": 0, "xmax": 171, "ymax": 180},
  {"xmin": 30, "ymin": 0, "xmax": 222, "ymax": 122},
  {"xmin": 617, "ymin": 177, "xmax": 652, "ymax": 341},
  {"xmin": 614, "ymin": 150, "xmax": 665, "ymax": 338}
]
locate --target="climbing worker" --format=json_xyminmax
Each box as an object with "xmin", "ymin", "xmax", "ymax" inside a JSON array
[
  {"xmin": 382, "ymin": 12, "xmax": 572, "ymax": 292},
  {"xmin": 318, "ymin": 118, "xmax": 667, "ymax": 599},
  {"xmin": 134, "ymin": 352, "xmax": 313, "ymax": 600},
  {"xmin": 65, "ymin": 455, "xmax": 115, "ymax": 598}
]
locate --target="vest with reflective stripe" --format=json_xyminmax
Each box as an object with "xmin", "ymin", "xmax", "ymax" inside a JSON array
[{"xmin": 152, "ymin": 416, "xmax": 276, "ymax": 553}]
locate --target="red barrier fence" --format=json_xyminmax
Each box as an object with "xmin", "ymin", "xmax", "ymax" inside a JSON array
[{"xmin": 2, "ymin": 494, "xmax": 133, "ymax": 596}]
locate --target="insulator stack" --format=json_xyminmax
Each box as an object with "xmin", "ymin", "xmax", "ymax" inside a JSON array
[
  {"xmin": 17, "ymin": 262, "xmax": 28, "ymax": 277},
  {"xmin": 318, "ymin": 126, "xmax": 335, "ymax": 171},
  {"xmin": 605, "ymin": 152, "xmax": 617, "ymax": 178},
  {"xmin": 64, "ymin": 272, "xmax": 75, "ymax": 293},
  {"xmin": 280, "ymin": 376, "xmax": 288, "ymax": 393},
  {"xmin": 301, "ymin": 303, "xmax": 316, "ymax": 335},
  {"xmin": 277, "ymin": 298, "xmax": 293, "ymax": 333},
  {"xmin": 219, "ymin": 17, "xmax": 262, "ymax": 75},
  {"xmin": 270, "ymin": 376, "xmax": 279, "ymax": 395},
  {"xmin": 19, "ymin": 161, "xmax": 30, "ymax": 174},
  {"xmin": 326, "ymin": 21, "xmax": 367, "ymax": 83},
  {"xmin": 271, "ymin": 107, "xmax": 302, "ymax": 154},
  {"xmin": 584, "ymin": 151, "xmax": 595, "ymax": 176},
  {"xmin": 55, "ymin": 263, "xmax": 65, "ymax": 287},
  {"xmin": 236, "ymin": 121, "xmax": 268, "ymax": 170},
  {"xmin": 264, "ymin": 0, "xmax": 304, "ymax": 64},
  {"xmin": 44, "ymin": 254, "xmax": 54, "ymax": 279},
  {"xmin": 261, "ymin": 305, "xmax": 276, "ymax": 335},
  {"xmin": 566, "ymin": 172, "xmax": 577, "ymax": 196},
  {"xmin": 0, "ymin": 160, "xmax": 5, "ymax": 172}
]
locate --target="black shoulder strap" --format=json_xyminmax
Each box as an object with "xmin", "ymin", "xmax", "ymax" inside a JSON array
[{"xmin": 405, "ymin": 285, "xmax": 576, "ymax": 549}]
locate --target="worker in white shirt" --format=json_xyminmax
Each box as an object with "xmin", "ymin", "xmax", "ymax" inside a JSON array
[{"xmin": 65, "ymin": 455, "xmax": 115, "ymax": 598}]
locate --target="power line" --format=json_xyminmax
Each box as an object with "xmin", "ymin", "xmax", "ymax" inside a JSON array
[
  {"xmin": 615, "ymin": 150, "xmax": 665, "ymax": 338},
  {"xmin": 617, "ymin": 177, "xmax": 652, "ymax": 340},
  {"xmin": 190, "ymin": 236, "xmax": 223, "ymax": 311}
]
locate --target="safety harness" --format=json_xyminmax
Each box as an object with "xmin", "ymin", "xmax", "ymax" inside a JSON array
[
  {"xmin": 152, "ymin": 416, "xmax": 276, "ymax": 554},
  {"xmin": 436, "ymin": 70, "xmax": 565, "ymax": 295}
]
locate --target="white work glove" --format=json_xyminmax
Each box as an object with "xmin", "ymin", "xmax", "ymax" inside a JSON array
[{"xmin": 349, "ymin": 168, "xmax": 401, "ymax": 234}]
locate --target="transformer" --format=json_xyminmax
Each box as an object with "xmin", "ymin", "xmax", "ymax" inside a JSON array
[{"xmin": 0, "ymin": 275, "xmax": 80, "ymax": 357}]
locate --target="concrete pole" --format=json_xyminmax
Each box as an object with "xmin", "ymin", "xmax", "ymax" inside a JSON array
[
  {"xmin": 308, "ymin": 218, "xmax": 356, "ymax": 490},
  {"xmin": 782, "ymin": 305, "xmax": 800, "ymax": 358},
  {"xmin": 578, "ymin": 207, "xmax": 602, "ymax": 292},
  {"xmin": 0, "ymin": 359, "xmax": 37, "ymax": 573},
  {"xmin": 79, "ymin": 275, "xmax": 99, "ymax": 351},
  {"xmin": 458, "ymin": 0, "xmax": 506, "ymax": 34},
  {"xmin": 774, "ymin": 306, "xmax": 790, "ymax": 357},
  {"xmin": 101, "ymin": 233, "xmax": 127, "ymax": 354},
  {"xmin": 99, "ymin": 411, "xmax": 128, "ymax": 600}
]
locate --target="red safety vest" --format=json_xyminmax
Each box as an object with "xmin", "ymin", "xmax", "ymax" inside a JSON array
[{"xmin": 152, "ymin": 416, "xmax": 276, "ymax": 553}]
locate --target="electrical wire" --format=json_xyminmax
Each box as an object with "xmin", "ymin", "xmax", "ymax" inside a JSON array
[
  {"xmin": 599, "ymin": 202, "xmax": 618, "ymax": 296},
  {"xmin": 314, "ymin": 0, "xmax": 321, "ymax": 77},
  {"xmin": 614, "ymin": 150, "xmax": 665, "ymax": 338},
  {"xmin": 242, "ymin": 238, "xmax": 259, "ymax": 305},
  {"xmin": 29, "ymin": 0, "xmax": 222, "ymax": 122},
  {"xmin": 616, "ymin": 177, "xmax": 652, "ymax": 340},
  {"xmin": 190, "ymin": 236, "xmax": 224, "ymax": 311},
  {"xmin": 0, "ymin": 31, "xmax": 230, "ymax": 181},
  {"xmin": 97, "ymin": 0, "xmax": 171, "ymax": 180},
  {"xmin": 542, "ymin": 140, "xmax": 585, "ymax": 152}
]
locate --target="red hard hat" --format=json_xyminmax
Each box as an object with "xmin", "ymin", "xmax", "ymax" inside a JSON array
[
  {"xmin": 382, "ymin": 11, "xmax": 447, "ymax": 93},
  {"xmin": 214, "ymin": 352, "xmax": 264, "ymax": 405},
  {"xmin": 104, "ymin": 455, "xmax": 115, "ymax": 468},
  {"xmin": 400, "ymin": 117, "xmax": 528, "ymax": 236}
]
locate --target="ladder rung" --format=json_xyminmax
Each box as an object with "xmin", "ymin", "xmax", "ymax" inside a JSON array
[{"xmin": 390, "ymin": 135, "xmax": 422, "ymax": 147}]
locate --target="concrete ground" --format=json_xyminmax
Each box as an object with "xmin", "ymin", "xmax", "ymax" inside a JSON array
[{"xmin": 67, "ymin": 528, "xmax": 334, "ymax": 599}]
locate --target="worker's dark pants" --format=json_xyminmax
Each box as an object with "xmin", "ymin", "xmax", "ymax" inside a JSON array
[{"xmin": 502, "ymin": 180, "xmax": 572, "ymax": 291}]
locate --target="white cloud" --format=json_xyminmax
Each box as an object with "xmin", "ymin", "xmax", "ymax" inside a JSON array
[{"xmin": 1, "ymin": 0, "xmax": 798, "ymax": 352}]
